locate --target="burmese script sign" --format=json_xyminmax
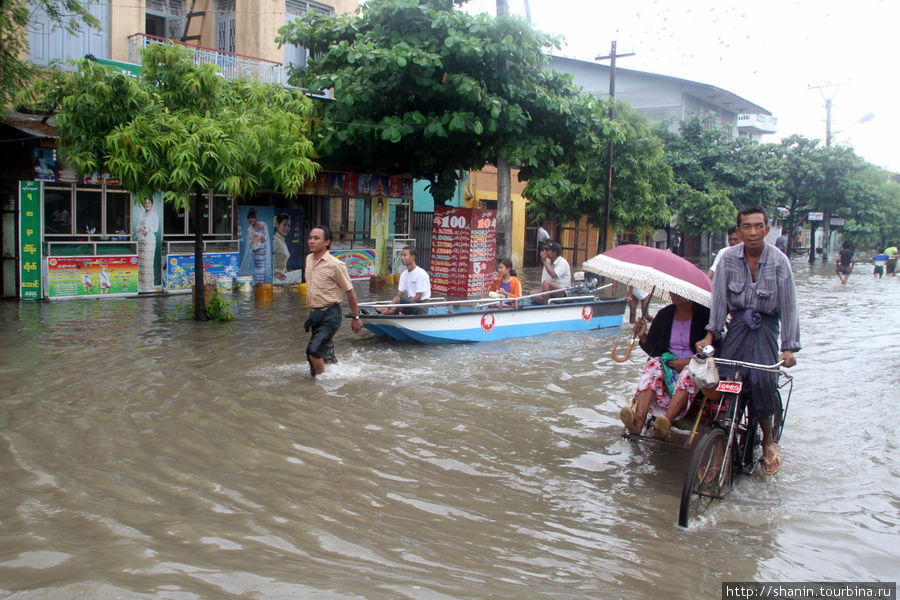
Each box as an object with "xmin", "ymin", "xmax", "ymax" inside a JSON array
[{"xmin": 430, "ymin": 206, "xmax": 496, "ymax": 298}]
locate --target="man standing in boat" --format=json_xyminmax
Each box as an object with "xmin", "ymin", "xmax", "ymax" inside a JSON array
[
  {"xmin": 305, "ymin": 226, "xmax": 362, "ymax": 376},
  {"xmin": 531, "ymin": 241, "xmax": 571, "ymax": 302},
  {"xmin": 382, "ymin": 246, "xmax": 431, "ymax": 315}
]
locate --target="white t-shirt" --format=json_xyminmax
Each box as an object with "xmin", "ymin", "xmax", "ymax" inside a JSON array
[
  {"xmin": 537, "ymin": 227, "xmax": 550, "ymax": 244},
  {"xmin": 709, "ymin": 246, "xmax": 730, "ymax": 274},
  {"xmin": 541, "ymin": 256, "xmax": 571, "ymax": 287},
  {"xmin": 399, "ymin": 266, "xmax": 431, "ymax": 301}
]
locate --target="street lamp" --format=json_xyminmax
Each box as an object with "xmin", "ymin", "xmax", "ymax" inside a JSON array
[{"xmin": 828, "ymin": 112, "xmax": 875, "ymax": 147}]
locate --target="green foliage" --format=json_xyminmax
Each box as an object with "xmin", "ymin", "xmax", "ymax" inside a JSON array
[
  {"xmin": 657, "ymin": 114, "xmax": 780, "ymax": 217},
  {"xmin": 56, "ymin": 42, "xmax": 319, "ymax": 321},
  {"xmin": 1, "ymin": 0, "xmax": 100, "ymax": 114},
  {"xmin": 204, "ymin": 291, "xmax": 236, "ymax": 321},
  {"xmin": 57, "ymin": 43, "xmax": 319, "ymax": 205},
  {"xmin": 169, "ymin": 290, "xmax": 236, "ymax": 321},
  {"xmin": 277, "ymin": 0, "xmax": 596, "ymax": 204},
  {"xmin": 524, "ymin": 100, "xmax": 671, "ymax": 236},
  {"xmin": 673, "ymin": 184, "xmax": 736, "ymax": 237}
]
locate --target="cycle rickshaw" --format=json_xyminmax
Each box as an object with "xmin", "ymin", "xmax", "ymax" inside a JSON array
[{"xmin": 621, "ymin": 349, "xmax": 794, "ymax": 527}]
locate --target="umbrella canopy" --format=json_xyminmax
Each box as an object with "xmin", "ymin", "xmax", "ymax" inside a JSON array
[{"xmin": 582, "ymin": 245, "xmax": 712, "ymax": 307}]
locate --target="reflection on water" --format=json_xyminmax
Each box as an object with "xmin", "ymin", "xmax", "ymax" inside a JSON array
[{"xmin": 0, "ymin": 263, "xmax": 898, "ymax": 598}]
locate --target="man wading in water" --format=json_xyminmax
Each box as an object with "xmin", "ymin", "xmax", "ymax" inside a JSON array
[{"xmin": 304, "ymin": 226, "xmax": 362, "ymax": 376}]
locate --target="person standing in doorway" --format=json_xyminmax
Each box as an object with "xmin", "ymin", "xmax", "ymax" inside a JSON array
[
  {"xmin": 304, "ymin": 226, "xmax": 362, "ymax": 377},
  {"xmin": 696, "ymin": 205, "xmax": 800, "ymax": 476},
  {"xmin": 536, "ymin": 224, "xmax": 550, "ymax": 248}
]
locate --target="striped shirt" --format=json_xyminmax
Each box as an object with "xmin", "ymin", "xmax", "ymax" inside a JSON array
[
  {"xmin": 305, "ymin": 251, "xmax": 352, "ymax": 309},
  {"xmin": 706, "ymin": 242, "xmax": 801, "ymax": 352}
]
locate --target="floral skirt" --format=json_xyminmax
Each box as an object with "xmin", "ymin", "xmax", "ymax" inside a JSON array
[{"xmin": 634, "ymin": 356, "xmax": 698, "ymax": 419}]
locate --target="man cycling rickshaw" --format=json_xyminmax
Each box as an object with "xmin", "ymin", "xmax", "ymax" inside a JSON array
[{"xmin": 585, "ymin": 205, "xmax": 799, "ymax": 526}]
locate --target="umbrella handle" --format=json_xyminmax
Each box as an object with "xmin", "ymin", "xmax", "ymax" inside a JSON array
[{"xmin": 611, "ymin": 336, "xmax": 636, "ymax": 363}]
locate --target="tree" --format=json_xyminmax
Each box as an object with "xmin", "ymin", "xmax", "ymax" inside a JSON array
[
  {"xmin": 524, "ymin": 100, "xmax": 671, "ymax": 240},
  {"xmin": 0, "ymin": 0, "xmax": 100, "ymax": 113},
  {"xmin": 276, "ymin": 0, "xmax": 596, "ymax": 206},
  {"xmin": 657, "ymin": 115, "xmax": 781, "ymax": 252},
  {"xmin": 673, "ymin": 184, "xmax": 736, "ymax": 253},
  {"xmin": 56, "ymin": 43, "xmax": 318, "ymax": 319},
  {"xmin": 772, "ymin": 135, "xmax": 824, "ymax": 257}
]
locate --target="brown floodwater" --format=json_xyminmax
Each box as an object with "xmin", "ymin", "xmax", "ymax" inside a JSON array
[{"xmin": 0, "ymin": 262, "xmax": 897, "ymax": 599}]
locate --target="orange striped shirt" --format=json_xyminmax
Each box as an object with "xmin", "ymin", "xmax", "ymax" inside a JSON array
[{"xmin": 305, "ymin": 252, "xmax": 352, "ymax": 309}]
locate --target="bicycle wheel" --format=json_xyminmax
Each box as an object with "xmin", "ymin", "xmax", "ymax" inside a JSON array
[{"xmin": 679, "ymin": 427, "xmax": 733, "ymax": 527}]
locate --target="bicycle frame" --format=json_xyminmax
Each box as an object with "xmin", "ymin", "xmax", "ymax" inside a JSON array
[{"xmin": 707, "ymin": 358, "xmax": 793, "ymax": 487}]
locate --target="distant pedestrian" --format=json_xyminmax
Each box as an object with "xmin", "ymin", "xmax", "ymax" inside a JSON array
[
  {"xmin": 304, "ymin": 225, "xmax": 362, "ymax": 376},
  {"xmin": 872, "ymin": 253, "xmax": 889, "ymax": 279},
  {"xmin": 536, "ymin": 224, "xmax": 550, "ymax": 248},
  {"xmin": 775, "ymin": 232, "xmax": 788, "ymax": 255},
  {"xmin": 835, "ymin": 241, "xmax": 854, "ymax": 285},
  {"xmin": 708, "ymin": 226, "xmax": 741, "ymax": 279},
  {"xmin": 884, "ymin": 243, "xmax": 898, "ymax": 276}
]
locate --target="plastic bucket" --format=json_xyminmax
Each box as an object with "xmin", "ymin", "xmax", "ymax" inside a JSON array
[
  {"xmin": 216, "ymin": 277, "xmax": 233, "ymax": 293},
  {"xmin": 255, "ymin": 282, "xmax": 273, "ymax": 302},
  {"xmin": 236, "ymin": 276, "xmax": 253, "ymax": 293}
]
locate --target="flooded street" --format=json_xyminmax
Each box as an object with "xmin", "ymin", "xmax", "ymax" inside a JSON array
[{"xmin": 1, "ymin": 261, "xmax": 897, "ymax": 599}]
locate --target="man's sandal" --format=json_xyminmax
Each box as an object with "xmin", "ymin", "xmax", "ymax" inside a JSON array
[{"xmin": 762, "ymin": 443, "xmax": 781, "ymax": 475}]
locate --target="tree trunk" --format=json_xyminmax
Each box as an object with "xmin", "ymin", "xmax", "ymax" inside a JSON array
[
  {"xmin": 808, "ymin": 220, "xmax": 817, "ymax": 264},
  {"xmin": 496, "ymin": 156, "xmax": 512, "ymax": 264},
  {"xmin": 193, "ymin": 187, "xmax": 208, "ymax": 321}
]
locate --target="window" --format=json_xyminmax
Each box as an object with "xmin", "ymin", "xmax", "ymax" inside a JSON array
[
  {"xmin": 75, "ymin": 189, "xmax": 102, "ymax": 235},
  {"xmin": 106, "ymin": 192, "xmax": 131, "ymax": 236},
  {"xmin": 211, "ymin": 194, "xmax": 233, "ymax": 235},
  {"xmin": 44, "ymin": 188, "xmax": 72, "ymax": 234},
  {"xmin": 146, "ymin": 0, "xmax": 185, "ymax": 40},
  {"xmin": 217, "ymin": 0, "xmax": 236, "ymax": 54},
  {"xmin": 164, "ymin": 200, "xmax": 188, "ymax": 235},
  {"xmin": 284, "ymin": 1, "xmax": 333, "ymax": 70}
]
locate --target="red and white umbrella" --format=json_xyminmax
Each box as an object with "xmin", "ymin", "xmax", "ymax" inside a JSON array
[{"xmin": 583, "ymin": 245, "xmax": 711, "ymax": 307}]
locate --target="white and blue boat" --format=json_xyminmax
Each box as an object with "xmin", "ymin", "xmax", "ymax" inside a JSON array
[{"xmin": 356, "ymin": 287, "xmax": 625, "ymax": 344}]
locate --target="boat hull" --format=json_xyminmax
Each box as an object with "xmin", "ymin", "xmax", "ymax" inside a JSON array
[{"xmin": 360, "ymin": 298, "xmax": 625, "ymax": 343}]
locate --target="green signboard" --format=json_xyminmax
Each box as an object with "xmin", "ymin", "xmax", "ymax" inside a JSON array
[{"xmin": 19, "ymin": 181, "xmax": 42, "ymax": 300}]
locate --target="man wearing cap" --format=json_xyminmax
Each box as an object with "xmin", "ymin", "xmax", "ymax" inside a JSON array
[{"xmin": 530, "ymin": 241, "xmax": 571, "ymax": 302}]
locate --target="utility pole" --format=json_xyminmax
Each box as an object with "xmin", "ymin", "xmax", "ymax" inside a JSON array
[
  {"xmin": 595, "ymin": 41, "xmax": 634, "ymax": 254},
  {"xmin": 808, "ymin": 82, "xmax": 841, "ymax": 263},
  {"xmin": 495, "ymin": 0, "xmax": 512, "ymax": 266}
]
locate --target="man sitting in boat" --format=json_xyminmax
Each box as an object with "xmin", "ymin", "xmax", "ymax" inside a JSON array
[
  {"xmin": 380, "ymin": 246, "xmax": 431, "ymax": 315},
  {"xmin": 530, "ymin": 241, "xmax": 571, "ymax": 303}
]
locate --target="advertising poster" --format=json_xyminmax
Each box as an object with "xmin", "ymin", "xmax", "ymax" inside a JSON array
[
  {"xmin": 33, "ymin": 149, "xmax": 57, "ymax": 182},
  {"xmin": 19, "ymin": 181, "xmax": 42, "ymax": 300},
  {"xmin": 392, "ymin": 238, "xmax": 414, "ymax": 274},
  {"xmin": 330, "ymin": 249, "xmax": 375, "ymax": 279},
  {"xmin": 343, "ymin": 172, "xmax": 357, "ymax": 197},
  {"xmin": 47, "ymin": 255, "xmax": 139, "ymax": 299},
  {"xmin": 272, "ymin": 208, "xmax": 303, "ymax": 285},
  {"xmin": 328, "ymin": 173, "xmax": 344, "ymax": 197},
  {"xmin": 132, "ymin": 193, "xmax": 162, "ymax": 292},
  {"xmin": 237, "ymin": 205, "xmax": 274, "ymax": 283},
  {"xmin": 166, "ymin": 253, "xmax": 239, "ymax": 292},
  {"xmin": 371, "ymin": 197, "xmax": 390, "ymax": 276},
  {"xmin": 430, "ymin": 206, "xmax": 496, "ymax": 298}
]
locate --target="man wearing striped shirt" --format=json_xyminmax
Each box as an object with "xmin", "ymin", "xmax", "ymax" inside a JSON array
[
  {"xmin": 696, "ymin": 205, "xmax": 799, "ymax": 476},
  {"xmin": 304, "ymin": 225, "xmax": 362, "ymax": 376}
]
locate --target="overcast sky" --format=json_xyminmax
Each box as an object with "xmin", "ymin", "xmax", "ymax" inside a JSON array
[{"xmin": 462, "ymin": 0, "xmax": 899, "ymax": 172}]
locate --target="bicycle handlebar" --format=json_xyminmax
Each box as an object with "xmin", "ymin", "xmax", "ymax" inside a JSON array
[{"xmin": 708, "ymin": 357, "xmax": 786, "ymax": 373}]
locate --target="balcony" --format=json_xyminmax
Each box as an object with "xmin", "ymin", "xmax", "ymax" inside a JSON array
[
  {"xmin": 737, "ymin": 113, "xmax": 778, "ymax": 134},
  {"xmin": 128, "ymin": 33, "xmax": 285, "ymax": 86}
]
